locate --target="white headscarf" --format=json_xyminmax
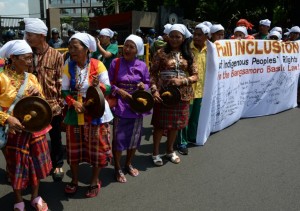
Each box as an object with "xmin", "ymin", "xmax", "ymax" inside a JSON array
[
  {"xmin": 259, "ymin": 19, "xmax": 271, "ymax": 27},
  {"xmin": 290, "ymin": 26, "xmax": 300, "ymax": 33},
  {"xmin": 202, "ymin": 21, "xmax": 212, "ymax": 28},
  {"xmin": 210, "ymin": 24, "xmax": 225, "ymax": 34},
  {"xmin": 124, "ymin": 34, "xmax": 144, "ymax": 56},
  {"xmin": 0, "ymin": 40, "xmax": 32, "ymax": 58},
  {"xmin": 270, "ymin": 26, "xmax": 282, "ymax": 34},
  {"xmin": 100, "ymin": 28, "xmax": 114, "ymax": 38},
  {"xmin": 234, "ymin": 26, "xmax": 248, "ymax": 36},
  {"xmin": 69, "ymin": 32, "xmax": 97, "ymax": 52},
  {"xmin": 24, "ymin": 18, "xmax": 48, "ymax": 36},
  {"xmin": 267, "ymin": 31, "xmax": 282, "ymax": 40},
  {"xmin": 163, "ymin": 23, "xmax": 172, "ymax": 35},
  {"xmin": 195, "ymin": 23, "xmax": 210, "ymax": 35},
  {"xmin": 169, "ymin": 24, "xmax": 192, "ymax": 38}
]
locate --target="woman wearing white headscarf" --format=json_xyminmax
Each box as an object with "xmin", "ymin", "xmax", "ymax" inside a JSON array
[
  {"xmin": 108, "ymin": 34, "xmax": 151, "ymax": 183},
  {"xmin": 150, "ymin": 24, "xmax": 198, "ymax": 166},
  {"xmin": 0, "ymin": 40, "xmax": 51, "ymax": 211},
  {"xmin": 62, "ymin": 33, "xmax": 113, "ymax": 198}
]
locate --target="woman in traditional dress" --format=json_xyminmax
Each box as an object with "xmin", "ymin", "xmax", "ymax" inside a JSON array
[
  {"xmin": 150, "ymin": 24, "xmax": 198, "ymax": 166},
  {"xmin": 109, "ymin": 34, "xmax": 151, "ymax": 183},
  {"xmin": 0, "ymin": 40, "xmax": 51, "ymax": 211},
  {"xmin": 62, "ymin": 33, "xmax": 113, "ymax": 198}
]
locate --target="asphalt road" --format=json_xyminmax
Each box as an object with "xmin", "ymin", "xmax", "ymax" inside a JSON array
[{"xmin": 1, "ymin": 107, "xmax": 300, "ymax": 211}]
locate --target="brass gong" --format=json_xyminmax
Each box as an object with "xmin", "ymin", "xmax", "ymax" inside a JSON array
[{"xmin": 85, "ymin": 86, "xmax": 105, "ymax": 118}]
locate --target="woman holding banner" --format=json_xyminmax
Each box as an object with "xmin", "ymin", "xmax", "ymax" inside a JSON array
[{"xmin": 150, "ymin": 24, "xmax": 198, "ymax": 166}]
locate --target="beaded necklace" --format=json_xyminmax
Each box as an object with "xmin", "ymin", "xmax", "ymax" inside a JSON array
[
  {"xmin": 75, "ymin": 59, "xmax": 89, "ymax": 91},
  {"xmin": 5, "ymin": 68, "xmax": 25, "ymax": 90}
]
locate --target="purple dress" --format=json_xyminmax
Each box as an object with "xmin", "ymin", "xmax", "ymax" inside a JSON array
[{"xmin": 109, "ymin": 57, "xmax": 151, "ymax": 151}]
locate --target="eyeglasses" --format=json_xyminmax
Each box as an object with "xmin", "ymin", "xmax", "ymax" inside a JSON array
[{"xmin": 17, "ymin": 55, "xmax": 33, "ymax": 62}]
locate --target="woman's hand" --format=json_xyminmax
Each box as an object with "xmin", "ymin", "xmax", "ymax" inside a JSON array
[
  {"xmin": 92, "ymin": 75, "xmax": 99, "ymax": 87},
  {"xmin": 167, "ymin": 78, "xmax": 183, "ymax": 86},
  {"xmin": 27, "ymin": 86, "xmax": 41, "ymax": 96},
  {"xmin": 73, "ymin": 101, "xmax": 85, "ymax": 113},
  {"xmin": 137, "ymin": 82, "xmax": 145, "ymax": 90},
  {"xmin": 117, "ymin": 89, "xmax": 132, "ymax": 100},
  {"xmin": 6, "ymin": 116, "xmax": 24, "ymax": 134},
  {"xmin": 152, "ymin": 91, "xmax": 162, "ymax": 103}
]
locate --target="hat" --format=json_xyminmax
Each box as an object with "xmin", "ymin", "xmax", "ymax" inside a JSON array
[
  {"xmin": 234, "ymin": 26, "xmax": 248, "ymax": 36},
  {"xmin": 270, "ymin": 27, "xmax": 282, "ymax": 34},
  {"xmin": 163, "ymin": 23, "xmax": 172, "ymax": 35},
  {"xmin": 0, "ymin": 40, "xmax": 32, "ymax": 58},
  {"xmin": 125, "ymin": 34, "xmax": 144, "ymax": 56},
  {"xmin": 267, "ymin": 31, "xmax": 282, "ymax": 40},
  {"xmin": 236, "ymin": 19, "xmax": 254, "ymax": 30},
  {"xmin": 69, "ymin": 32, "xmax": 97, "ymax": 52},
  {"xmin": 195, "ymin": 23, "xmax": 210, "ymax": 35},
  {"xmin": 100, "ymin": 28, "xmax": 114, "ymax": 38},
  {"xmin": 259, "ymin": 19, "xmax": 271, "ymax": 27},
  {"xmin": 24, "ymin": 18, "xmax": 48, "ymax": 36},
  {"xmin": 290, "ymin": 26, "xmax": 300, "ymax": 33},
  {"xmin": 169, "ymin": 24, "xmax": 192, "ymax": 38}
]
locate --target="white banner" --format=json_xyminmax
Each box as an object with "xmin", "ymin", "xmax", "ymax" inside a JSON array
[{"xmin": 196, "ymin": 40, "xmax": 300, "ymax": 145}]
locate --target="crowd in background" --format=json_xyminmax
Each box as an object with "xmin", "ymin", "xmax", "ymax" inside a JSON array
[{"xmin": 0, "ymin": 17, "xmax": 300, "ymax": 211}]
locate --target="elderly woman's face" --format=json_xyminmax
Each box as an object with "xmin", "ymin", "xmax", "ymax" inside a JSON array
[
  {"xmin": 68, "ymin": 38, "xmax": 88, "ymax": 63},
  {"xmin": 123, "ymin": 40, "xmax": 137, "ymax": 61},
  {"xmin": 169, "ymin": 30, "xmax": 185, "ymax": 50},
  {"xmin": 11, "ymin": 53, "xmax": 33, "ymax": 70}
]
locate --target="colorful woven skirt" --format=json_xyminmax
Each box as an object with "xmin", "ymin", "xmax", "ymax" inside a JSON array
[
  {"xmin": 5, "ymin": 132, "xmax": 52, "ymax": 190},
  {"xmin": 151, "ymin": 100, "xmax": 190, "ymax": 130},
  {"xmin": 66, "ymin": 123, "xmax": 112, "ymax": 167},
  {"xmin": 112, "ymin": 116, "xmax": 143, "ymax": 151}
]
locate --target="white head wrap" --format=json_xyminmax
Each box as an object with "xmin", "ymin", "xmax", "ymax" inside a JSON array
[
  {"xmin": 169, "ymin": 24, "xmax": 192, "ymax": 38},
  {"xmin": 210, "ymin": 24, "xmax": 225, "ymax": 34},
  {"xmin": 100, "ymin": 28, "xmax": 114, "ymax": 38},
  {"xmin": 124, "ymin": 34, "xmax": 144, "ymax": 56},
  {"xmin": 267, "ymin": 31, "xmax": 282, "ymax": 40},
  {"xmin": 234, "ymin": 26, "xmax": 248, "ymax": 36},
  {"xmin": 202, "ymin": 21, "xmax": 212, "ymax": 28},
  {"xmin": 195, "ymin": 23, "xmax": 210, "ymax": 35},
  {"xmin": 163, "ymin": 23, "xmax": 172, "ymax": 35},
  {"xmin": 259, "ymin": 19, "xmax": 271, "ymax": 27},
  {"xmin": 290, "ymin": 26, "xmax": 300, "ymax": 33},
  {"xmin": 24, "ymin": 18, "xmax": 48, "ymax": 36},
  {"xmin": 0, "ymin": 40, "xmax": 32, "ymax": 58},
  {"xmin": 270, "ymin": 26, "xmax": 282, "ymax": 34},
  {"xmin": 69, "ymin": 32, "xmax": 97, "ymax": 52}
]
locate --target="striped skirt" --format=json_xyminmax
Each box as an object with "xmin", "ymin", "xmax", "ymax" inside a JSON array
[
  {"xmin": 66, "ymin": 123, "xmax": 112, "ymax": 167},
  {"xmin": 5, "ymin": 132, "xmax": 52, "ymax": 190},
  {"xmin": 151, "ymin": 100, "xmax": 190, "ymax": 130},
  {"xmin": 113, "ymin": 116, "xmax": 143, "ymax": 151}
]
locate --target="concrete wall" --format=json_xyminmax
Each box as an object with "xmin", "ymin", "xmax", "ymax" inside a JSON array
[
  {"xmin": 46, "ymin": 8, "xmax": 61, "ymax": 37},
  {"xmin": 132, "ymin": 10, "xmax": 158, "ymax": 34}
]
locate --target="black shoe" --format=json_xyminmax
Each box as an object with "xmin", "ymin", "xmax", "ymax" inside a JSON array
[
  {"xmin": 177, "ymin": 145, "xmax": 188, "ymax": 155},
  {"xmin": 52, "ymin": 168, "xmax": 64, "ymax": 182}
]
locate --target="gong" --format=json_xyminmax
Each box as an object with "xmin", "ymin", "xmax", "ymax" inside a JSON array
[
  {"xmin": 160, "ymin": 86, "xmax": 181, "ymax": 107},
  {"xmin": 13, "ymin": 96, "xmax": 53, "ymax": 132},
  {"xmin": 129, "ymin": 90, "xmax": 154, "ymax": 113},
  {"xmin": 85, "ymin": 86, "xmax": 105, "ymax": 118}
]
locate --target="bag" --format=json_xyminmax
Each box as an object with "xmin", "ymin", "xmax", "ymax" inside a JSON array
[
  {"xmin": 0, "ymin": 126, "xmax": 8, "ymax": 149},
  {"xmin": 106, "ymin": 58, "xmax": 121, "ymax": 108}
]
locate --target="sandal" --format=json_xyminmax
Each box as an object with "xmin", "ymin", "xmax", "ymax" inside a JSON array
[
  {"xmin": 115, "ymin": 169, "xmax": 127, "ymax": 183},
  {"xmin": 152, "ymin": 154, "xmax": 163, "ymax": 166},
  {"xmin": 85, "ymin": 181, "xmax": 101, "ymax": 198},
  {"xmin": 14, "ymin": 202, "xmax": 25, "ymax": 211},
  {"xmin": 124, "ymin": 165, "xmax": 139, "ymax": 177},
  {"xmin": 31, "ymin": 196, "xmax": 48, "ymax": 211},
  {"xmin": 166, "ymin": 152, "xmax": 180, "ymax": 164},
  {"xmin": 64, "ymin": 182, "xmax": 78, "ymax": 194}
]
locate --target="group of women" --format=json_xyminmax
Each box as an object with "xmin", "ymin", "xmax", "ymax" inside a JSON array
[{"xmin": 0, "ymin": 23, "xmax": 197, "ymax": 210}]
